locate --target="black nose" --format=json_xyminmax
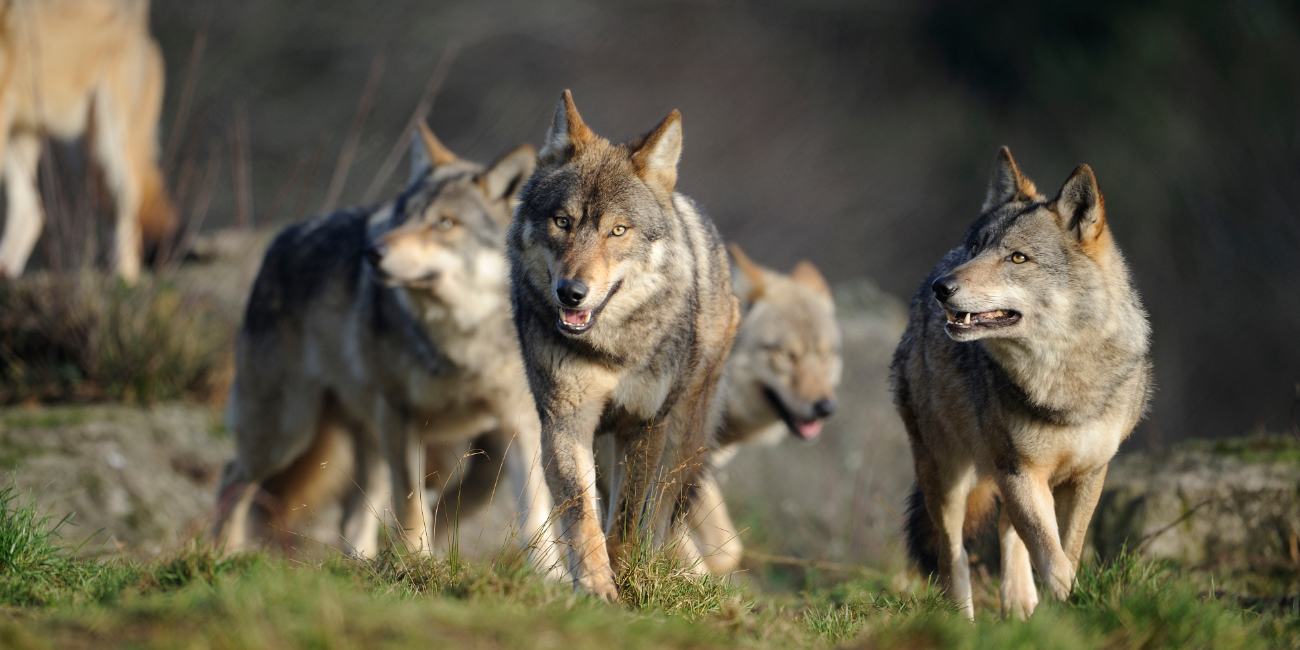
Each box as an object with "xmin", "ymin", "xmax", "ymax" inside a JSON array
[
  {"xmin": 365, "ymin": 244, "xmax": 386, "ymax": 270},
  {"xmin": 813, "ymin": 399, "xmax": 837, "ymax": 419},
  {"xmin": 932, "ymin": 275, "xmax": 958, "ymax": 302},
  {"xmin": 556, "ymin": 279, "xmax": 588, "ymax": 308}
]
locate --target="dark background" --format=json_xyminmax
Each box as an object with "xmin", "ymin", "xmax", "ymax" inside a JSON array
[{"xmin": 78, "ymin": 0, "xmax": 1300, "ymax": 445}]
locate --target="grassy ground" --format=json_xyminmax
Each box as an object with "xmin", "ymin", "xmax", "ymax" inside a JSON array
[{"xmin": 0, "ymin": 484, "xmax": 1297, "ymax": 649}]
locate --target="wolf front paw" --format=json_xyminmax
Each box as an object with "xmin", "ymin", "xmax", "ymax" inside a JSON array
[
  {"xmin": 1044, "ymin": 563, "xmax": 1075, "ymax": 602},
  {"xmin": 576, "ymin": 569, "xmax": 618, "ymax": 602}
]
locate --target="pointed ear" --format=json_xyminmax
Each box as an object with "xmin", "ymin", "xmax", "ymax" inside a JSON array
[
  {"xmin": 982, "ymin": 146, "xmax": 1038, "ymax": 212},
  {"xmin": 409, "ymin": 122, "xmax": 459, "ymax": 184},
  {"xmin": 479, "ymin": 144, "xmax": 536, "ymax": 204},
  {"xmin": 728, "ymin": 243, "xmax": 766, "ymax": 303},
  {"xmin": 792, "ymin": 260, "xmax": 832, "ymax": 301},
  {"xmin": 538, "ymin": 90, "xmax": 596, "ymax": 167},
  {"xmin": 630, "ymin": 109, "xmax": 682, "ymax": 201},
  {"xmin": 1053, "ymin": 164, "xmax": 1107, "ymax": 245}
]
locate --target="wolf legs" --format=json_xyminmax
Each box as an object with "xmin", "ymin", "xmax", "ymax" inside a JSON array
[
  {"xmin": 377, "ymin": 398, "xmax": 433, "ymax": 553},
  {"xmin": 1054, "ymin": 466, "xmax": 1108, "ymax": 567},
  {"xmin": 997, "ymin": 470, "xmax": 1074, "ymax": 602},
  {"xmin": 685, "ymin": 473, "xmax": 743, "ymax": 574},
  {"xmin": 998, "ymin": 508, "xmax": 1038, "ymax": 620},
  {"xmin": 541, "ymin": 393, "xmax": 616, "ymax": 599},
  {"xmin": 0, "ymin": 134, "xmax": 43, "ymax": 277}
]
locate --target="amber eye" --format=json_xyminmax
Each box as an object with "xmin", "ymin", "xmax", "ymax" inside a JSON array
[
  {"xmin": 436, "ymin": 217, "xmax": 454, "ymax": 231},
  {"xmin": 554, "ymin": 216, "xmax": 570, "ymax": 229},
  {"xmin": 611, "ymin": 225, "xmax": 627, "ymax": 236},
  {"xmin": 1011, "ymin": 251, "xmax": 1027, "ymax": 264}
]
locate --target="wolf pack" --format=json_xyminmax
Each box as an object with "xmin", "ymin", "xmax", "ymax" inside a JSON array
[{"xmin": 2, "ymin": 0, "xmax": 1152, "ymax": 621}]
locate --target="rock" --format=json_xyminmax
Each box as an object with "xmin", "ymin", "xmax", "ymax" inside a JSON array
[{"xmin": 1090, "ymin": 437, "xmax": 1300, "ymax": 568}]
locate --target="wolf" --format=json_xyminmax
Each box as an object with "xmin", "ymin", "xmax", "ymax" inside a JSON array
[
  {"xmin": 0, "ymin": 0, "xmax": 176, "ymax": 282},
  {"xmin": 214, "ymin": 124, "xmax": 558, "ymax": 574},
  {"xmin": 440, "ymin": 244, "xmax": 841, "ymax": 574},
  {"xmin": 891, "ymin": 147, "xmax": 1152, "ymax": 620},
  {"xmin": 682, "ymin": 244, "xmax": 841, "ymax": 573},
  {"xmin": 507, "ymin": 90, "xmax": 740, "ymax": 598}
]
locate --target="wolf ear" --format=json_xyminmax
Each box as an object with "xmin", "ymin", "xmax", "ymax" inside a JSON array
[
  {"xmin": 479, "ymin": 144, "xmax": 537, "ymax": 206},
  {"xmin": 1053, "ymin": 164, "xmax": 1107, "ymax": 245},
  {"xmin": 982, "ymin": 146, "xmax": 1038, "ymax": 212},
  {"xmin": 728, "ymin": 243, "xmax": 766, "ymax": 304},
  {"xmin": 409, "ymin": 122, "xmax": 459, "ymax": 184},
  {"xmin": 792, "ymin": 260, "xmax": 833, "ymax": 301},
  {"xmin": 538, "ymin": 90, "xmax": 596, "ymax": 167},
  {"xmin": 630, "ymin": 110, "xmax": 682, "ymax": 201}
]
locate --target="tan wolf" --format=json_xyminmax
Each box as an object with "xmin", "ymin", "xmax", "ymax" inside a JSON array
[
  {"xmin": 0, "ymin": 0, "xmax": 176, "ymax": 282},
  {"xmin": 507, "ymin": 90, "xmax": 740, "ymax": 598},
  {"xmin": 214, "ymin": 125, "xmax": 559, "ymax": 574},
  {"xmin": 682, "ymin": 244, "xmax": 841, "ymax": 573},
  {"xmin": 892, "ymin": 147, "xmax": 1152, "ymax": 620}
]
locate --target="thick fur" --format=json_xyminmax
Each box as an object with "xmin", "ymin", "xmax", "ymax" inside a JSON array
[
  {"xmin": 892, "ymin": 147, "xmax": 1152, "ymax": 620},
  {"xmin": 507, "ymin": 90, "xmax": 739, "ymax": 598},
  {"xmin": 0, "ymin": 0, "xmax": 176, "ymax": 283},
  {"xmin": 214, "ymin": 126, "xmax": 559, "ymax": 574}
]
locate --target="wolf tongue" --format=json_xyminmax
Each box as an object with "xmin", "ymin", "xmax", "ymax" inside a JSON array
[
  {"xmin": 562, "ymin": 309, "xmax": 591, "ymax": 325},
  {"xmin": 797, "ymin": 420, "xmax": 823, "ymax": 439}
]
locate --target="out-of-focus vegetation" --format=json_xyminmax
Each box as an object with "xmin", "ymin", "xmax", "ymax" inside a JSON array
[
  {"xmin": 0, "ymin": 274, "xmax": 233, "ymax": 404},
  {"xmin": 0, "ymin": 481, "xmax": 1298, "ymax": 649}
]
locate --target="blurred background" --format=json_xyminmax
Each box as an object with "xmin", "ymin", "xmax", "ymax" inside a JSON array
[{"xmin": 2, "ymin": 0, "xmax": 1298, "ymax": 582}]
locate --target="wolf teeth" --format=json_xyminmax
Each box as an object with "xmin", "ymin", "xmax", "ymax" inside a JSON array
[{"xmin": 964, "ymin": 312, "xmax": 971, "ymax": 325}]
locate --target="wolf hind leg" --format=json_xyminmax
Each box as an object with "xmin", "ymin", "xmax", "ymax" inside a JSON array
[
  {"xmin": 0, "ymin": 133, "xmax": 44, "ymax": 277},
  {"xmin": 1054, "ymin": 465, "xmax": 1108, "ymax": 569},
  {"xmin": 998, "ymin": 507, "xmax": 1038, "ymax": 620}
]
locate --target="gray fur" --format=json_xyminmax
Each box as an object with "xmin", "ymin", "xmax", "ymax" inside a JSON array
[{"xmin": 892, "ymin": 147, "xmax": 1152, "ymax": 619}]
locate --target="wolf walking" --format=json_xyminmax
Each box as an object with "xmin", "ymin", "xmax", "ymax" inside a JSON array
[
  {"xmin": 891, "ymin": 147, "xmax": 1152, "ymax": 619},
  {"xmin": 508, "ymin": 90, "xmax": 739, "ymax": 598},
  {"xmin": 214, "ymin": 125, "xmax": 557, "ymax": 574}
]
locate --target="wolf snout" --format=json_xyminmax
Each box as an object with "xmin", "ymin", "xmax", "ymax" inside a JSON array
[
  {"xmin": 931, "ymin": 275, "xmax": 959, "ymax": 302},
  {"xmin": 555, "ymin": 279, "xmax": 589, "ymax": 307},
  {"xmin": 813, "ymin": 398, "xmax": 837, "ymax": 419}
]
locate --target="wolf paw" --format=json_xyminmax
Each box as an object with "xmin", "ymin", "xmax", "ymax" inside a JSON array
[
  {"xmin": 576, "ymin": 570, "xmax": 618, "ymax": 602},
  {"xmin": 1000, "ymin": 580, "xmax": 1039, "ymax": 620}
]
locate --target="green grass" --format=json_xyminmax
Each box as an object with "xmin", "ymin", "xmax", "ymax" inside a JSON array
[{"xmin": 0, "ymin": 485, "xmax": 1296, "ymax": 649}]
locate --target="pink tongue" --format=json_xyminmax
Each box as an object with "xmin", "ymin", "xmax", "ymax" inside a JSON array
[
  {"xmin": 562, "ymin": 309, "xmax": 591, "ymax": 325},
  {"xmin": 798, "ymin": 420, "xmax": 823, "ymax": 439}
]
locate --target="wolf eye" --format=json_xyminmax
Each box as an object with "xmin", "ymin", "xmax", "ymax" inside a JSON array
[
  {"xmin": 436, "ymin": 217, "xmax": 455, "ymax": 231},
  {"xmin": 554, "ymin": 216, "xmax": 570, "ymax": 229},
  {"xmin": 969, "ymin": 244, "xmax": 978, "ymax": 255},
  {"xmin": 1011, "ymin": 252, "xmax": 1027, "ymax": 264},
  {"xmin": 611, "ymin": 225, "xmax": 627, "ymax": 236}
]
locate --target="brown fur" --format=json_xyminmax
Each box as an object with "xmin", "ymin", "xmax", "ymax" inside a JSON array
[{"xmin": 0, "ymin": 0, "xmax": 176, "ymax": 282}]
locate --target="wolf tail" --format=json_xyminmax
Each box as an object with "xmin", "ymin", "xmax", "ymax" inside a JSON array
[{"xmin": 903, "ymin": 481, "xmax": 1000, "ymax": 577}]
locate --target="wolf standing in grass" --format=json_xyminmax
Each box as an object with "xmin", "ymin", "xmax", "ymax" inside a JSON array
[
  {"xmin": 508, "ymin": 91, "xmax": 739, "ymax": 598},
  {"xmin": 215, "ymin": 125, "xmax": 557, "ymax": 573},
  {"xmin": 892, "ymin": 148, "xmax": 1152, "ymax": 620}
]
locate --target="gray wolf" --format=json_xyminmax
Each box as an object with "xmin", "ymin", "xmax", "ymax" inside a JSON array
[
  {"xmin": 892, "ymin": 147, "xmax": 1152, "ymax": 619},
  {"xmin": 682, "ymin": 244, "xmax": 842, "ymax": 573},
  {"xmin": 0, "ymin": 0, "xmax": 175, "ymax": 282},
  {"xmin": 507, "ymin": 90, "xmax": 739, "ymax": 598},
  {"xmin": 214, "ymin": 124, "xmax": 558, "ymax": 574}
]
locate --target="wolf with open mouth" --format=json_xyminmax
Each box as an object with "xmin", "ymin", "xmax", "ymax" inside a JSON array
[
  {"xmin": 507, "ymin": 90, "xmax": 740, "ymax": 599},
  {"xmin": 892, "ymin": 147, "xmax": 1152, "ymax": 620}
]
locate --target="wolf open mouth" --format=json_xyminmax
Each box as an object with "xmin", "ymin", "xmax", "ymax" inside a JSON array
[
  {"xmin": 763, "ymin": 387, "xmax": 823, "ymax": 440},
  {"xmin": 556, "ymin": 280, "xmax": 621, "ymax": 335},
  {"xmin": 943, "ymin": 308, "xmax": 1021, "ymax": 332}
]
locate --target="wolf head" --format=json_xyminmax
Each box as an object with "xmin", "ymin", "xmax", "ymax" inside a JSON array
[
  {"xmin": 511, "ymin": 90, "xmax": 683, "ymax": 337},
  {"xmin": 931, "ymin": 147, "xmax": 1135, "ymax": 347},
  {"xmin": 365, "ymin": 123, "xmax": 535, "ymax": 316},
  {"xmin": 727, "ymin": 244, "xmax": 842, "ymax": 440}
]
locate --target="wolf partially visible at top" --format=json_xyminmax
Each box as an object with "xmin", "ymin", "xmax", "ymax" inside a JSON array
[
  {"xmin": 892, "ymin": 147, "xmax": 1152, "ymax": 620},
  {"xmin": 508, "ymin": 90, "xmax": 739, "ymax": 598},
  {"xmin": 0, "ymin": 0, "xmax": 176, "ymax": 282}
]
